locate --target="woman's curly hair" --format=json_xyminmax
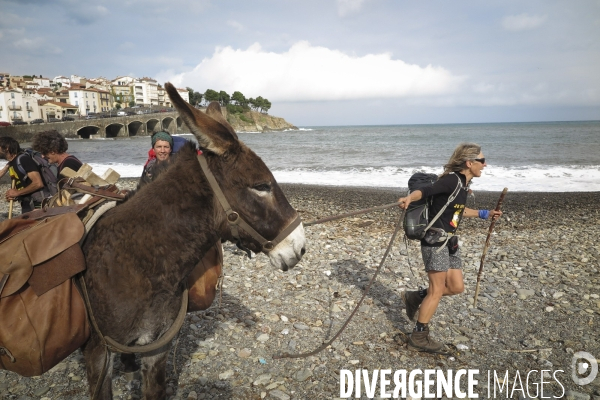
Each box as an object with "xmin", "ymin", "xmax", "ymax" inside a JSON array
[{"xmin": 31, "ymin": 130, "xmax": 68, "ymax": 154}]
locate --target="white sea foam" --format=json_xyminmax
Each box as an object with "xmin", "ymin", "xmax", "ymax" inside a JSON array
[
  {"xmin": 85, "ymin": 163, "xmax": 144, "ymax": 179},
  {"xmin": 2, "ymin": 161, "xmax": 597, "ymax": 191},
  {"xmin": 271, "ymin": 165, "xmax": 600, "ymax": 192}
]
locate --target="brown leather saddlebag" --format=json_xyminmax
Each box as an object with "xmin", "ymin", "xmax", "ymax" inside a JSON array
[
  {"xmin": 0, "ymin": 214, "xmax": 90, "ymax": 377},
  {"xmin": 187, "ymin": 241, "xmax": 223, "ymax": 312}
]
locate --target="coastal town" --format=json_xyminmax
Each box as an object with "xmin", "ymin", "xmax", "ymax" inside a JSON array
[{"xmin": 0, "ymin": 73, "xmax": 190, "ymax": 126}]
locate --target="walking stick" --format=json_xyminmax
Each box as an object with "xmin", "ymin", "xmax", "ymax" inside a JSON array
[
  {"xmin": 473, "ymin": 188, "xmax": 508, "ymax": 307},
  {"xmin": 7, "ymin": 178, "xmax": 15, "ymax": 219}
]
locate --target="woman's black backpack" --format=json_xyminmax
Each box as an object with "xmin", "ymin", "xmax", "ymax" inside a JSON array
[
  {"xmin": 403, "ymin": 172, "xmax": 462, "ymax": 240},
  {"xmin": 15, "ymin": 149, "xmax": 59, "ymax": 203}
]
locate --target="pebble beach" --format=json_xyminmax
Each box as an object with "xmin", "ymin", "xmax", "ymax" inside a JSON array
[{"xmin": 1, "ymin": 180, "xmax": 600, "ymax": 399}]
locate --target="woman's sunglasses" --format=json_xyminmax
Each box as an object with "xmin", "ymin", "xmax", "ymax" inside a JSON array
[{"xmin": 473, "ymin": 158, "xmax": 486, "ymax": 164}]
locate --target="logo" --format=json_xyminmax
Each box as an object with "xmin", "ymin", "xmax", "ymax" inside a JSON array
[{"xmin": 571, "ymin": 351, "xmax": 598, "ymax": 386}]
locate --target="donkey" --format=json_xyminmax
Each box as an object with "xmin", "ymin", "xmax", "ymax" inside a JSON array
[{"xmin": 80, "ymin": 82, "xmax": 306, "ymax": 399}]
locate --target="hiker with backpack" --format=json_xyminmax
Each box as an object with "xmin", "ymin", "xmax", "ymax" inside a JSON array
[
  {"xmin": 140, "ymin": 131, "xmax": 190, "ymax": 186},
  {"xmin": 31, "ymin": 130, "xmax": 83, "ymax": 176},
  {"xmin": 0, "ymin": 136, "xmax": 47, "ymax": 213},
  {"xmin": 397, "ymin": 142, "xmax": 502, "ymax": 353}
]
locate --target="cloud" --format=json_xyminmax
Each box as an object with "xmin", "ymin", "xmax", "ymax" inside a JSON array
[
  {"xmin": 14, "ymin": 37, "xmax": 62, "ymax": 54},
  {"xmin": 119, "ymin": 42, "xmax": 135, "ymax": 50},
  {"xmin": 502, "ymin": 13, "xmax": 547, "ymax": 31},
  {"xmin": 227, "ymin": 20, "xmax": 244, "ymax": 31},
  {"xmin": 168, "ymin": 41, "xmax": 463, "ymax": 102},
  {"xmin": 0, "ymin": 0, "xmax": 46, "ymax": 4},
  {"xmin": 64, "ymin": 4, "xmax": 109, "ymax": 25},
  {"xmin": 337, "ymin": 0, "xmax": 369, "ymax": 17}
]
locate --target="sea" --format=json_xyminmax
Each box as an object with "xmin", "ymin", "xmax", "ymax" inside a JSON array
[{"xmin": 4, "ymin": 121, "xmax": 600, "ymax": 192}]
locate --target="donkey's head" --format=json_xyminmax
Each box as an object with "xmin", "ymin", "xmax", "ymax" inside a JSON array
[{"xmin": 165, "ymin": 83, "xmax": 305, "ymax": 270}]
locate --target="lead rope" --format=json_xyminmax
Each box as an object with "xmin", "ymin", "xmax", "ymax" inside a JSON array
[{"xmin": 273, "ymin": 208, "xmax": 405, "ymax": 360}]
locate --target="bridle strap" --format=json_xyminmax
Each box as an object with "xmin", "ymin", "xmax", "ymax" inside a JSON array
[{"xmin": 197, "ymin": 153, "xmax": 301, "ymax": 252}]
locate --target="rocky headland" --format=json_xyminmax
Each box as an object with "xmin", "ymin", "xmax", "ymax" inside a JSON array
[{"xmin": 223, "ymin": 110, "xmax": 298, "ymax": 133}]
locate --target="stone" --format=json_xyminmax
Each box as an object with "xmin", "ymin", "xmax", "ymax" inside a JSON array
[
  {"xmin": 218, "ymin": 369, "xmax": 234, "ymax": 380},
  {"xmin": 293, "ymin": 368, "xmax": 312, "ymax": 381},
  {"xmin": 293, "ymin": 322, "xmax": 310, "ymax": 330},
  {"xmin": 268, "ymin": 389, "xmax": 290, "ymax": 400},
  {"xmin": 33, "ymin": 387, "xmax": 51, "ymax": 397},
  {"xmin": 257, "ymin": 334, "xmax": 270, "ymax": 342},
  {"xmin": 565, "ymin": 390, "xmax": 591, "ymax": 400},
  {"xmin": 253, "ymin": 374, "xmax": 272, "ymax": 386},
  {"xmin": 197, "ymin": 376, "xmax": 209, "ymax": 386},
  {"xmin": 238, "ymin": 348, "xmax": 252, "ymax": 358},
  {"xmin": 516, "ymin": 288, "xmax": 535, "ymax": 298}
]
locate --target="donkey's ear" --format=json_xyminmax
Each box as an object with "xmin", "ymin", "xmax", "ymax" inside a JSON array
[
  {"xmin": 205, "ymin": 102, "xmax": 238, "ymax": 140},
  {"xmin": 165, "ymin": 82, "xmax": 237, "ymax": 155}
]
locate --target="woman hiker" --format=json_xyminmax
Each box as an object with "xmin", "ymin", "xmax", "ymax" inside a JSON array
[
  {"xmin": 397, "ymin": 142, "xmax": 502, "ymax": 353},
  {"xmin": 140, "ymin": 131, "xmax": 175, "ymax": 186},
  {"xmin": 116, "ymin": 130, "xmax": 223, "ymax": 374}
]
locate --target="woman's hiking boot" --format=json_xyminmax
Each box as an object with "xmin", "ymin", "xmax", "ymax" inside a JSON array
[
  {"xmin": 401, "ymin": 290, "xmax": 423, "ymax": 321},
  {"xmin": 407, "ymin": 328, "xmax": 444, "ymax": 353}
]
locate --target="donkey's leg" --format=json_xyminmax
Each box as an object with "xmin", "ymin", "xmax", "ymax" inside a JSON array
[
  {"xmin": 140, "ymin": 348, "xmax": 170, "ymax": 400},
  {"xmin": 120, "ymin": 353, "xmax": 139, "ymax": 372},
  {"xmin": 82, "ymin": 334, "xmax": 115, "ymax": 400}
]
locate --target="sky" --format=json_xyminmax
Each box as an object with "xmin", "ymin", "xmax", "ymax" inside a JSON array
[{"xmin": 1, "ymin": 0, "xmax": 599, "ymax": 126}]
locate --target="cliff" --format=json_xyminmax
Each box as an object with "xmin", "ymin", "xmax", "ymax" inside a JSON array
[{"xmin": 222, "ymin": 109, "xmax": 298, "ymax": 133}]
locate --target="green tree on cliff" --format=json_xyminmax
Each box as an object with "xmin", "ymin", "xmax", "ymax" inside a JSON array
[
  {"xmin": 218, "ymin": 91, "xmax": 231, "ymax": 106},
  {"xmin": 204, "ymin": 89, "xmax": 219, "ymax": 103},
  {"xmin": 232, "ymin": 91, "xmax": 248, "ymax": 107},
  {"xmin": 254, "ymin": 96, "xmax": 265, "ymax": 112},
  {"xmin": 186, "ymin": 87, "xmax": 203, "ymax": 106},
  {"xmin": 262, "ymin": 99, "xmax": 271, "ymax": 114}
]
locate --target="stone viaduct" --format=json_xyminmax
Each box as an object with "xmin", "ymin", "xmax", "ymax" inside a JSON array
[{"xmin": 0, "ymin": 112, "xmax": 185, "ymax": 142}]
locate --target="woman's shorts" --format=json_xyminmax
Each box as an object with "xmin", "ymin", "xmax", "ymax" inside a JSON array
[{"xmin": 421, "ymin": 245, "xmax": 461, "ymax": 272}]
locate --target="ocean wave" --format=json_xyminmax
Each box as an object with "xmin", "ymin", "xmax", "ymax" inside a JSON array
[
  {"xmin": 271, "ymin": 165, "xmax": 600, "ymax": 192},
  {"xmin": 1, "ymin": 160, "xmax": 597, "ymax": 192}
]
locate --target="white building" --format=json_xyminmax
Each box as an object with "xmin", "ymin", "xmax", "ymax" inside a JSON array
[
  {"xmin": 68, "ymin": 87, "xmax": 101, "ymax": 115},
  {"xmin": 33, "ymin": 77, "xmax": 51, "ymax": 88},
  {"xmin": 177, "ymin": 88, "xmax": 190, "ymax": 103},
  {"xmin": 38, "ymin": 101, "xmax": 78, "ymax": 120},
  {"xmin": 111, "ymin": 76, "xmax": 135, "ymax": 87},
  {"xmin": 133, "ymin": 78, "xmax": 159, "ymax": 106},
  {"xmin": 0, "ymin": 88, "xmax": 42, "ymax": 123},
  {"xmin": 70, "ymin": 75, "xmax": 86, "ymax": 85},
  {"xmin": 53, "ymin": 76, "xmax": 71, "ymax": 88},
  {"xmin": 24, "ymin": 81, "xmax": 40, "ymax": 90}
]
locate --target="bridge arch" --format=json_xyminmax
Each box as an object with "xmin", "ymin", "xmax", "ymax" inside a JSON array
[
  {"xmin": 106, "ymin": 123, "xmax": 126, "ymax": 138},
  {"xmin": 161, "ymin": 117, "xmax": 176, "ymax": 135},
  {"xmin": 127, "ymin": 120, "xmax": 146, "ymax": 136},
  {"xmin": 146, "ymin": 118, "xmax": 161, "ymax": 134},
  {"xmin": 77, "ymin": 125, "xmax": 101, "ymax": 139}
]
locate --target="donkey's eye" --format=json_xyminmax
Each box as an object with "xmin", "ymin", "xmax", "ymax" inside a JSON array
[{"xmin": 252, "ymin": 183, "xmax": 271, "ymax": 192}]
